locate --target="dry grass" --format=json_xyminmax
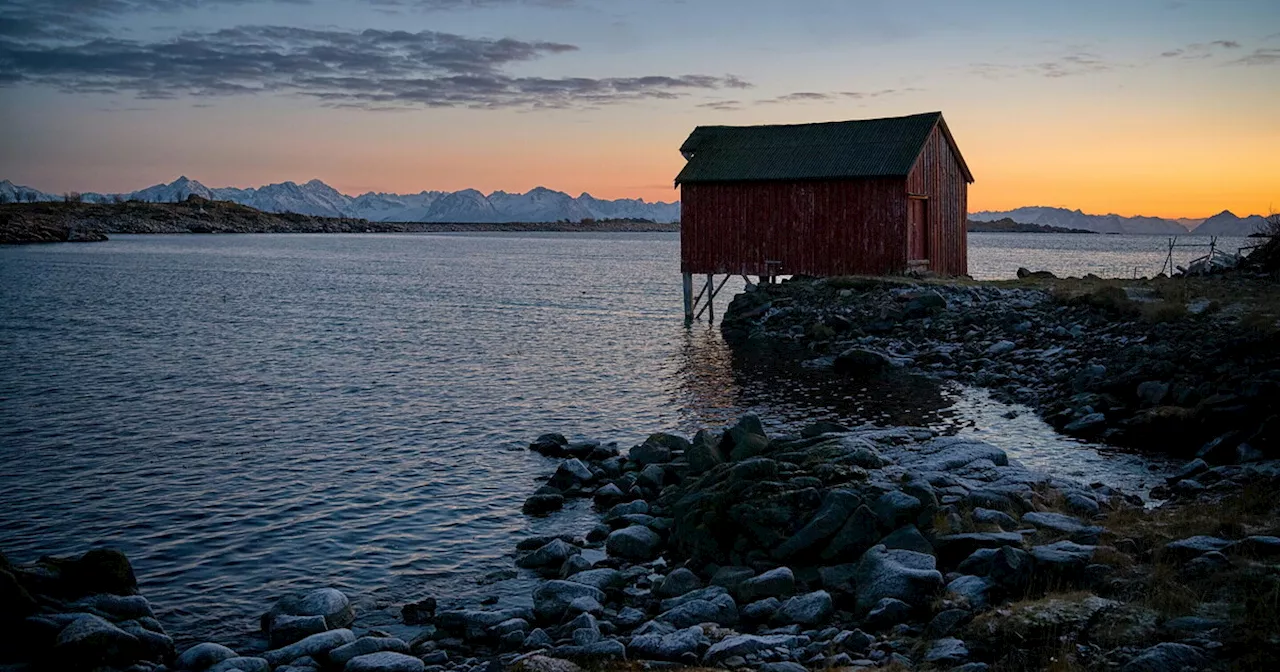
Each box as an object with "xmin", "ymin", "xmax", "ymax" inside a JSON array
[{"xmin": 1140, "ymin": 300, "xmax": 1189, "ymax": 323}]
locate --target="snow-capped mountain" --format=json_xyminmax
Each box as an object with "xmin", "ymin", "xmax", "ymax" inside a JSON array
[
  {"xmin": 0, "ymin": 177, "xmax": 682, "ymax": 223},
  {"xmin": 970, "ymin": 207, "xmax": 1190, "ymax": 235},
  {"xmin": 1191, "ymin": 210, "xmax": 1269, "ymax": 236}
]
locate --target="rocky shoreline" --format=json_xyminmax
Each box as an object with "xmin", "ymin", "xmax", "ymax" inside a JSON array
[
  {"xmin": 5, "ymin": 418, "xmax": 1278, "ymax": 672},
  {"xmin": 0, "ymin": 199, "xmax": 679, "ymax": 245},
  {"xmin": 720, "ymin": 275, "xmax": 1279, "ymax": 467}
]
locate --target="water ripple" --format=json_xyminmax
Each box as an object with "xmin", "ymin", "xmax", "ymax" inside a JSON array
[{"xmin": 1, "ymin": 233, "xmax": 1171, "ymax": 649}]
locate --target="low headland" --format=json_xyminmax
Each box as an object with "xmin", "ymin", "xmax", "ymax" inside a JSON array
[
  {"xmin": 3, "ymin": 237, "xmax": 1278, "ymax": 672},
  {"xmin": 0, "ymin": 197, "xmax": 678, "ymax": 245},
  {"xmin": 965, "ymin": 218, "xmax": 1097, "ymax": 234}
]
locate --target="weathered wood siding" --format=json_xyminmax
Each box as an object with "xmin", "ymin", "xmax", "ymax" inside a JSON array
[
  {"xmin": 905, "ymin": 124, "xmax": 969, "ymax": 276},
  {"xmin": 679, "ymin": 178, "xmax": 909, "ymax": 276}
]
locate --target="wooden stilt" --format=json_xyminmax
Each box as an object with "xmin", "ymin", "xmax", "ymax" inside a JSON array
[
  {"xmin": 682, "ymin": 272, "xmax": 694, "ymax": 323},
  {"xmin": 706, "ymin": 274, "xmax": 714, "ymax": 323}
]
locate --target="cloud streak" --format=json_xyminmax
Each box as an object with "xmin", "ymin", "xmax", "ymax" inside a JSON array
[
  {"xmin": 0, "ymin": 25, "xmax": 750, "ymax": 109},
  {"xmin": 1160, "ymin": 40, "xmax": 1241, "ymax": 59}
]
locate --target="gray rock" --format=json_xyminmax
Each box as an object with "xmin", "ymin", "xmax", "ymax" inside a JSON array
[
  {"xmin": 737, "ymin": 567, "xmax": 795, "ymax": 603},
  {"xmin": 523, "ymin": 494, "xmax": 565, "ymax": 515},
  {"xmin": 656, "ymin": 568, "xmax": 703, "ymax": 598},
  {"xmin": 637, "ymin": 464, "xmax": 666, "ymax": 490},
  {"xmin": 523, "ymin": 628, "xmax": 554, "ymax": 649},
  {"xmin": 345, "ymin": 651, "xmax": 426, "ymax": 672},
  {"xmin": 760, "ymin": 662, "xmax": 807, "ymax": 672},
  {"xmin": 853, "ymin": 545, "xmax": 944, "ymax": 614},
  {"xmin": 263, "ymin": 629, "xmax": 356, "ymax": 667},
  {"xmin": 863, "ymin": 598, "xmax": 912, "ymax": 631},
  {"xmin": 821, "ymin": 505, "xmax": 880, "ymax": 561},
  {"xmin": 933, "ymin": 532, "xmax": 1026, "ymax": 567},
  {"xmin": 550, "ymin": 639, "xmax": 627, "ymax": 660},
  {"xmin": 1065, "ymin": 412, "xmax": 1107, "ymax": 434},
  {"xmin": 71, "ymin": 594, "xmax": 155, "ymax": 621},
  {"xmin": 986, "ymin": 340, "xmax": 1016, "ymax": 356},
  {"xmin": 831, "ymin": 628, "xmax": 873, "ymax": 653},
  {"xmin": 603, "ymin": 500, "xmax": 649, "ymax": 521},
  {"xmin": 655, "ymin": 594, "xmax": 737, "ymax": 627},
  {"xmin": 923, "ymin": 638, "xmax": 968, "ymax": 665},
  {"xmin": 533, "ymin": 582, "xmax": 606, "ymax": 622},
  {"xmin": 208, "ymin": 658, "xmax": 270, "ymax": 672},
  {"xmin": 834, "ymin": 348, "xmax": 896, "ymax": 376},
  {"xmin": 686, "ymin": 430, "xmax": 725, "ymax": 474},
  {"xmin": 559, "ymin": 554, "xmax": 591, "ymax": 578},
  {"xmin": 263, "ymin": 588, "xmax": 355, "ymax": 631},
  {"xmin": 818, "ymin": 563, "xmax": 859, "ymax": 593},
  {"xmin": 54, "ymin": 614, "xmax": 140, "ymax": 668},
  {"xmin": 972, "ymin": 508, "xmax": 1019, "ymax": 531},
  {"xmin": 703, "ymin": 634, "xmax": 810, "ymax": 665},
  {"xmin": 1064, "ymin": 492, "xmax": 1102, "ymax": 517},
  {"xmin": 773, "ymin": 489, "xmax": 861, "ymax": 560},
  {"xmin": 946, "ymin": 575, "xmax": 995, "ymax": 610},
  {"xmin": 741, "ymin": 597, "xmax": 781, "ymax": 621},
  {"xmin": 175, "ymin": 642, "xmax": 239, "ymax": 670},
  {"xmin": 880, "ymin": 525, "xmax": 933, "ymax": 554},
  {"xmin": 1136, "ymin": 381, "xmax": 1169, "ymax": 406},
  {"xmin": 437, "ymin": 608, "xmax": 532, "ymax": 640},
  {"xmin": 567, "ymin": 568, "xmax": 624, "ymax": 592},
  {"xmin": 330, "ymin": 637, "xmax": 410, "ymax": 668},
  {"xmin": 1163, "ymin": 536, "xmax": 1232, "ymax": 562},
  {"xmin": 773, "ymin": 590, "xmax": 832, "ymax": 626},
  {"xmin": 1030, "ymin": 541, "xmax": 1096, "ymax": 582},
  {"xmin": 268, "ymin": 614, "xmax": 328, "ymax": 648},
  {"xmin": 517, "ymin": 539, "xmax": 581, "ymax": 569},
  {"xmin": 1022, "ymin": 511, "xmax": 1103, "ymax": 544},
  {"xmin": 710, "ymin": 566, "xmax": 755, "ymax": 590},
  {"xmin": 927, "ymin": 609, "xmax": 971, "ymax": 638},
  {"xmin": 630, "ymin": 441, "xmax": 673, "ymax": 467},
  {"xmin": 627, "ymin": 625, "xmax": 705, "ymax": 661},
  {"xmin": 566, "ymin": 596, "xmax": 604, "ymax": 617},
  {"xmin": 606, "ymin": 526, "xmax": 662, "ymax": 561},
  {"xmin": 1120, "ymin": 642, "xmax": 1209, "ymax": 672},
  {"xmin": 872, "ymin": 491, "xmax": 923, "ymax": 530},
  {"xmin": 1229, "ymin": 535, "xmax": 1280, "ymax": 558}
]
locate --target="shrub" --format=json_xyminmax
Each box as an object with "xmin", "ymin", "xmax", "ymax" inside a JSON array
[{"xmin": 1141, "ymin": 300, "xmax": 1188, "ymax": 323}]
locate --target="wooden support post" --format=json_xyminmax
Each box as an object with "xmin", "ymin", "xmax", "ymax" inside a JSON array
[
  {"xmin": 682, "ymin": 273, "xmax": 693, "ymax": 323},
  {"xmin": 706, "ymin": 274, "xmax": 714, "ymax": 323}
]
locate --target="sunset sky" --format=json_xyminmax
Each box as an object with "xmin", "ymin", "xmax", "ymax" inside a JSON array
[{"xmin": 2, "ymin": 0, "xmax": 1278, "ymax": 218}]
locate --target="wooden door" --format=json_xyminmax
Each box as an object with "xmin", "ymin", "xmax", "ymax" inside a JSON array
[{"xmin": 908, "ymin": 197, "xmax": 928, "ymax": 261}]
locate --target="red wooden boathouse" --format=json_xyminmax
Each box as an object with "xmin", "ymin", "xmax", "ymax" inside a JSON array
[{"xmin": 674, "ymin": 112, "xmax": 974, "ymax": 320}]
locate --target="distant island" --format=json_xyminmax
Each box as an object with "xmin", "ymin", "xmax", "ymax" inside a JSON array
[
  {"xmin": 971, "ymin": 205, "xmax": 1270, "ymax": 236},
  {"xmin": 966, "ymin": 218, "xmax": 1097, "ymax": 234},
  {"xmin": 0, "ymin": 197, "xmax": 678, "ymax": 245}
]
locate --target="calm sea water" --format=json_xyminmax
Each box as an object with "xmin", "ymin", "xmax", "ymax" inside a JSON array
[
  {"xmin": 0, "ymin": 232, "xmax": 1180, "ymax": 648},
  {"xmin": 968, "ymin": 232, "xmax": 1254, "ymax": 280}
]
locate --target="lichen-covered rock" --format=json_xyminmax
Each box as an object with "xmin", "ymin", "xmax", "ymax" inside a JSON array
[
  {"xmin": 773, "ymin": 590, "xmax": 832, "ymax": 626},
  {"xmin": 853, "ymin": 545, "xmax": 944, "ymax": 614}
]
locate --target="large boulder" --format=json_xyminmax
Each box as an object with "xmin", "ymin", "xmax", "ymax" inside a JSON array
[
  {"xmin": 62, "ymin": 549, "xmax": 138, "ymax": 597},
  {"xmin": 175, "ymin": 642, "xmax": 239, "ymax": 670},
  {"xmin": 627, "ymin": 625, "xmax": 705, "ymax": 662},
  {"xmin": 517, "ymin": 539, "xmax": 581, "ymax": 570},
  {"xmin": 329, "ymin": 637, "xmax": 411, "ymax": 668},
  {"xmin": 262, "ymin": 588, "xmax": 355, "ymax": 632},
  {"xmin": 54, "ymin": 614, "xmax": 141, "ymax": 669},
  {"xmin": 606, "ymin": 525, "xmax": 662, "ymax": 561},
  {"xmin": 345, "ymin": 651, "xmax": 426, "ymax": 672},
  {"xmin": 655, "ymin": 568, "xmax": 703, "ymax": 598},
  {"xmin": 686, "ymin": 430, "xmax": 725, "ymax": 474},
  {"xmin": 737, "ymin": 567, "xmax": 795, "ymax": 603},
  {"xmin": 821, "ymin": 505, "xmax": 880, "ymax": 561},
  {"xmin": 533, "ymin": 582, "xmax": 606, "ymax": 622},
  {"xmin": 853, "ymin": 545, "xmax": 944, "ymax": 614},
  {"xmin": 262, "ymin": 629, "xmax": 356, "ymax": 667},
  {"xmin": 773, "ymin": 489, "xmax": 861, "ymax": 560},
  {"xmin": 773, "ymin": 590, "xmax": 833, "ymax": 626},
  {"xmin": 703, "ymin": 634, "xmax": 809, "ymax": 665},
  {"xmin": 835, "ymin": 348, "xmax": 895, "ymax": 376}
]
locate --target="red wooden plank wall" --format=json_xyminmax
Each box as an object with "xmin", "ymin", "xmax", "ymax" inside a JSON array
[
  {"xmin": 680, "ymin": 178, "xmax": 908, "ymax": 276},
  {"xmin": 906, "ymin": 125, "xmax": 969, "ymax": 276}
]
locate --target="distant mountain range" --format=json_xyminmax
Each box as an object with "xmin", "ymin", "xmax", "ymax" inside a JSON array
[
  {"xmin": 2, "ymin": 179, "xmax": 1270, "ymax": 234},
  {"xmin": 970, "ymin": 206, "xmax": 1270, "ymax": 236},
  {"xmin": 0, "ymin": 177, "xmax": 681, "ymax": 224}
]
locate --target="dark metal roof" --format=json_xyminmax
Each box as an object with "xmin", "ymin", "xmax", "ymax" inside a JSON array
[{"xmin": 674, "ymin": 111, "xmax": 973, "ymax": 185}]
